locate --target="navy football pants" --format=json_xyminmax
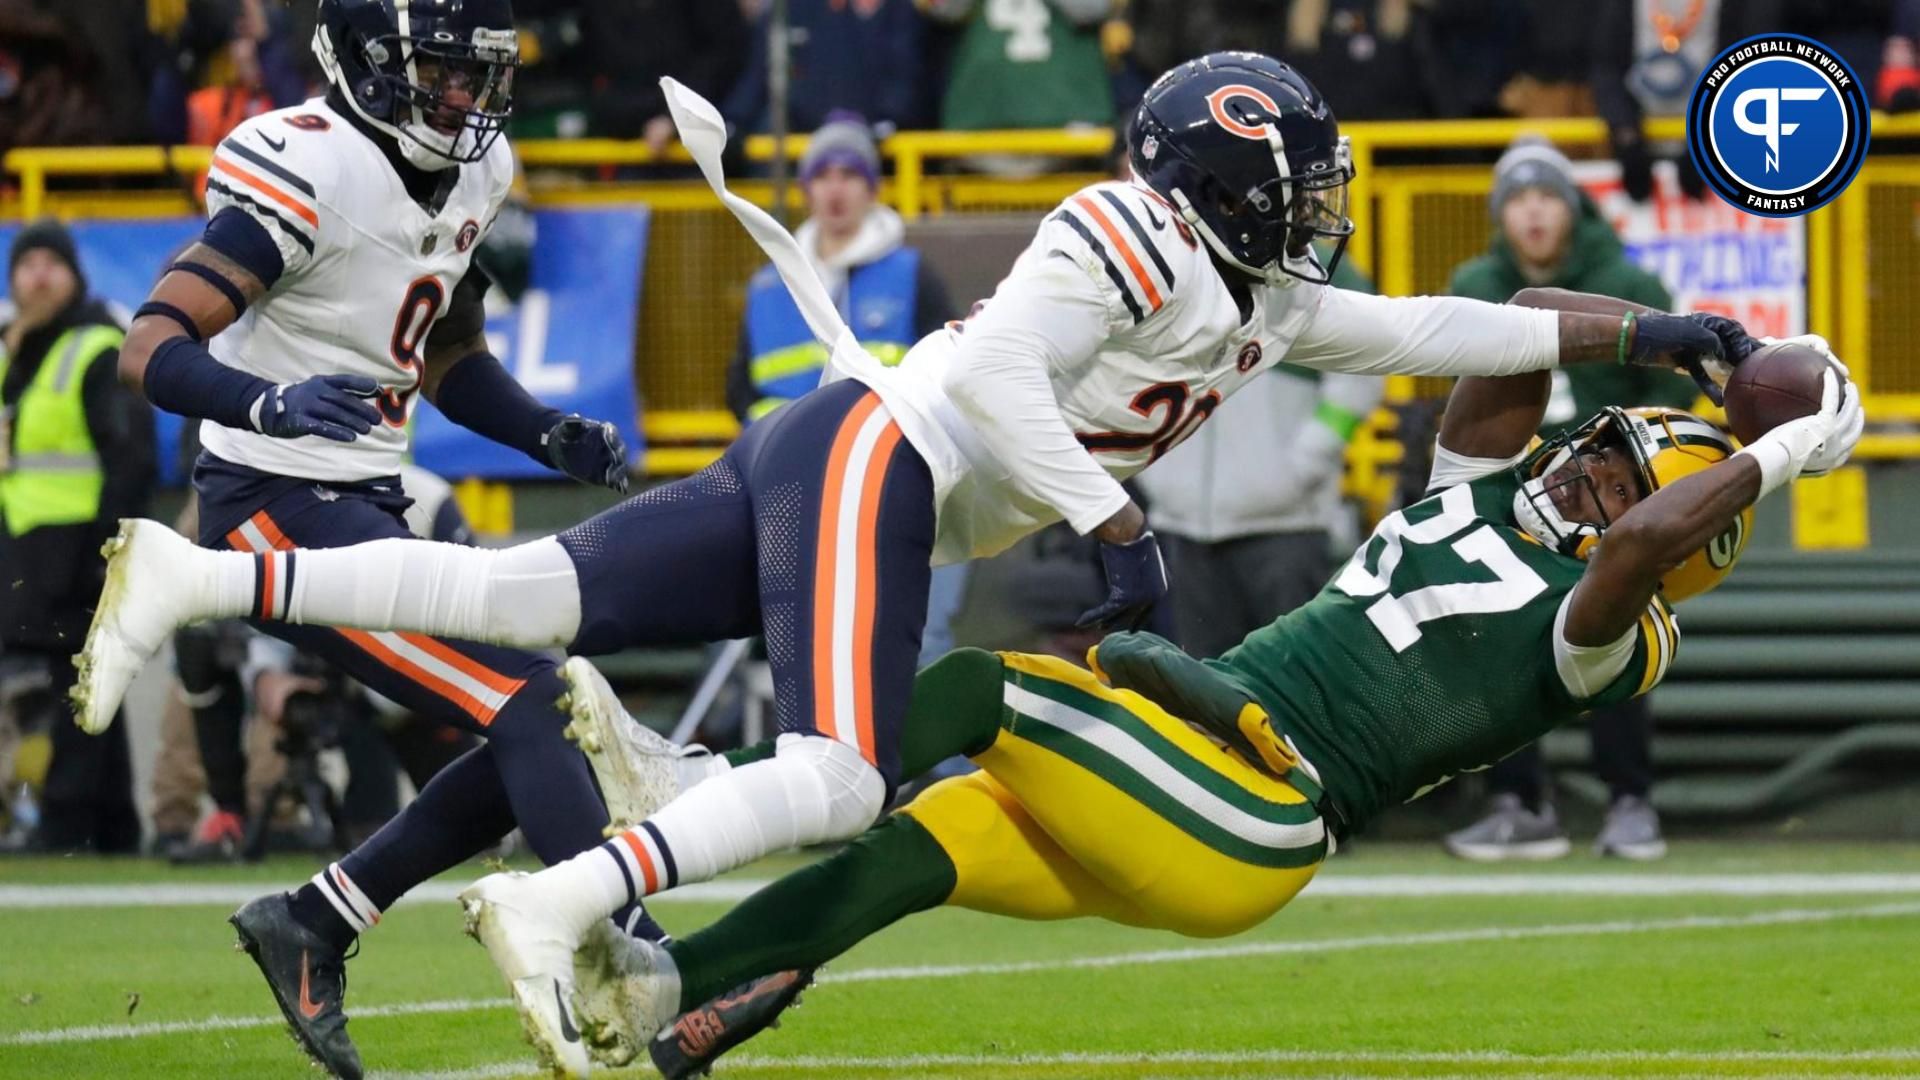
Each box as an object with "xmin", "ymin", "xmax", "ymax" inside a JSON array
[
  {"xmin": 560, "ymin": 379, "xmax": 935, "ymax": 792},
  {"xmin": 194, "ymin": 461, "xmax": 620, "ymax": 911}
]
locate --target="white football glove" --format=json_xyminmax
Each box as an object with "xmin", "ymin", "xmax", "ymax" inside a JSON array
[
  {"xmin": 1737, "ymin": 368, "xmax": 1857, "ymax": 497},
  {"xmin": 1758, "ymin": 333, "xmax": 1850, "ymax": 377}
]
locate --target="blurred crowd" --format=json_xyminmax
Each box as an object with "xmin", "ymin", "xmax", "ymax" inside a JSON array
[
  {"xmin": 1, "ymin": 0, "xmax": 1916, "ymax": 160},
  {"xmin": 0, "ymin": 0, "xmax": 1909, "ymax": 861}
]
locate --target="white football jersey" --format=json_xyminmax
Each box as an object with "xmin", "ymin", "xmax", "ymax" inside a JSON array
[
  {"xmin": 199, "ymin": 97, "xmax": 515, "ymax": 482},
  {"xmin": 835, "ymin": 180, "xmax": 1328, "ymax": 564}
]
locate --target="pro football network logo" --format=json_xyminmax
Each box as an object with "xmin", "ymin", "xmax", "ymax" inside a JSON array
[{"xmin": 1686, "ymin": 34, "xmax": 1870, "ymax": 217}]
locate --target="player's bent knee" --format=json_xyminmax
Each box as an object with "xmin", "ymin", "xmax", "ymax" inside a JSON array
[
  {"xmin": 481, "ymin": 537, "xmax": 581, "ymax": 647},
  {"xmin": 775, "ymin": 733, "xmax": 887, "ymax": 842}
]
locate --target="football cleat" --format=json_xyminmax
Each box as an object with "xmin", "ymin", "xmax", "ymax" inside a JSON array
[
  {"xmin": 571, "ymin": 918, "xmax": 683, "ymax": 1068},
  {"xmin": 461, "ymin": 873, "xmax": 592, "ymax": 1078},
  {"xmin": 649, "ymin": 969, "xmax": 814, "ymax": 1080},
  {"xmin": 72, "ymin": 520, "xmax": 207, "ymax": 734},
  {"xmin": 558, "ymin": 657, "xmax": 686, "ymax": 831},
  {"xmin": 230, "ymin": 892, "xmax": 365, "ymax": 1080}
]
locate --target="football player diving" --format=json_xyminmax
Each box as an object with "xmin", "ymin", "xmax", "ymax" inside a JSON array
[
  {"xmin": 580, "ymin": 285, "xmax": 1864, "ymax": 1078},
  {"xmin": 89, "ymin": 1, "xmax": 647, "ymax": 1077},
  {"xmin": 78, "ymin": 55, "xmax": 1781, "ymax": 1076}
]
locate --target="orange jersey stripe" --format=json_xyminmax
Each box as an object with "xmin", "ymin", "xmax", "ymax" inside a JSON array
[
  {"xmin": 211, "ymin": 155, "xmax": 320, "ymax": 229},
  {"xmin": 811, "ymin": 392, "xmax": 883, "ymax": 743},
  {"xmin": 619, "ymin": 831, "xmax": 659, "ymax": 893},
  {"xmin": 1072, "ymin": 195, "xmax": 1163, "ymax": 311},
  {"xmin": 847, "ymin": 419, "xmax": 901, "ymax": 765}
]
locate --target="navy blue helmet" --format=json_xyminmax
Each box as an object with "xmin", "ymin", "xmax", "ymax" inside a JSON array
[
  {"xmin": 314, "ymin": 0, "xmax": 519, "ymax": 169},
  {"xmin": 1130, "ymin": 53, "xmax": 1354, "ymax": 285}
]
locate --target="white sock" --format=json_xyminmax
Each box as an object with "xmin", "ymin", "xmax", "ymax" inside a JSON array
[
  {"xmin": 539, "ymin": 843, "xmax": 648, "ymax": 938},
  {"xmin": 312, "ymin": 863, "xmax": 382, "ymax": 933},
  {"xmin": 608, "ymin": 735, "xmax": 885, "ymax": 903},
  {"xmin": 218, "ymin": 537, "xmax": 582, "ymax": 647}
]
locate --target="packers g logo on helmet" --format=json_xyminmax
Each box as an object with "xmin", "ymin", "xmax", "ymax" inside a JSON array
[{"xmin": 1706, "ymin": 515, "xmax": 1746, "ymax": 570}]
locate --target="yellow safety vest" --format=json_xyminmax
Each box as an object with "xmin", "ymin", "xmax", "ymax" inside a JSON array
[{"xmin": 0, "ymin": 324, "xmax": 121, "ymax": 536}]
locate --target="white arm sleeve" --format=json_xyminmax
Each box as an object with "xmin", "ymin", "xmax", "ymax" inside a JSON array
[
  {"xmin": 941, "ymin": 253, "xmax": 1133, "ymax": 535},
  {"xmin": 1426, "ymin": 441, "xmax": 1529, "ymax": 493},
  {"xmin": 1550, "ymin": 591, "xmax": 1641, "ymax": 699},
  {"xmin": 1287, "ymin": 289, "xmax": 1562, "ymax": 378}
]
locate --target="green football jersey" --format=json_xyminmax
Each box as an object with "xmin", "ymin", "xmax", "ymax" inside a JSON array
[
  {"xmin": 1208, "ymin": 469, "xmax": 1677, "ymax": 833},
  {"xmin": 940, "ymin": 0, "xmax": 1114, "ymax": 131}
]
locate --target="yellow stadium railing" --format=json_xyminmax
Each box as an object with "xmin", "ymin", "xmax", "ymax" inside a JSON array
[{"xmin": 9, "ymin": 112, "xmax": 1920, "ymax": 483}]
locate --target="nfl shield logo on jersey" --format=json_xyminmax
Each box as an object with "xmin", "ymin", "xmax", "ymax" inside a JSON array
[{"xmin": 1686, "ymin": 33, "xmax": 1870, "ymax": 217}]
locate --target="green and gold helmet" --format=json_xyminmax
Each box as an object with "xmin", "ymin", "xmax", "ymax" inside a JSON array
[{"xmin": 1513, "ymin": 406, "xmax": 1750, "ymax": 603}]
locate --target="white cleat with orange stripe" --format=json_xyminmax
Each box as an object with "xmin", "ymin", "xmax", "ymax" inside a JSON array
[
  {"xmin": 558, "ymin": 657, "xmax": 688, "ymax": 832},
  {"xmin": 73, "ymin": 519, "xmax": 209, "ymax": 734},
  {"xmin": 462, "ymin": 872, "xmax": 594, "ymax": 1078}
]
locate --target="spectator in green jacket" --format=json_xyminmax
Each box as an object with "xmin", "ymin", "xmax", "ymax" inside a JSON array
[{"xmin": 1440, "ymin": 136, "xmax": 1696, "ymax": 864}]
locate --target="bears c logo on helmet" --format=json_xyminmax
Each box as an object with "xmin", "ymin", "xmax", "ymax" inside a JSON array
[{"xmin": 1206, "ymin": 85, "xmax": 1282, "ymax": 141}]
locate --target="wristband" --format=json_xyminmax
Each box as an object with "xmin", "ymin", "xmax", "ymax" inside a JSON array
[
  {"xmin": 1734, "ymin": 440, "xmax": 1794, "ymax": 500},
  {"xmin": 1616, "ymin": 311, "xmax": 1636, "ymax": 366}
]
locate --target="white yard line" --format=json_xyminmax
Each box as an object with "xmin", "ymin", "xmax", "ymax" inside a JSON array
[
  {"xmin": 372, "ymin": 1047, "xmax": 1920, "ymax": 1080},
  {"xmin": 10, "ymin": 872, "xmax": 1920, "ymax": 910},
  {"xmin": 0, "ymin": 880, "xmax": 761, "ymax": 909},
  {"xmin": 7, "ymin": 900, "xmax": 1918, "ymax": 1049}
]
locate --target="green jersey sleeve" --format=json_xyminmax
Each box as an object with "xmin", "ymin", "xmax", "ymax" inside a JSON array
[{"xmin": 1552, "ymin": 590, "xmax": 1679, "ymax": 709}]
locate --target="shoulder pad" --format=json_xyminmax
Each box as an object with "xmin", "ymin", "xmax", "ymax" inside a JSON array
[
  {"xmin": 215, "ymin": 106, "xmax": 346, "ymax": 207},
  {"xmin": 1046, "ymin": 182, "xmax": 1203, "ymax": 324}
]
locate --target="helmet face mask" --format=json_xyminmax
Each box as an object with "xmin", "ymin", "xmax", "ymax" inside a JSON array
[
  {"xmin": 1512, "ymin": 417, "xmax": 1634, "ymax": 560},
  {"xmin": 1131, "ymin": 53, "xmax": 1356, "ymax": 286},
  {"xmin": 316, "ymin": 0, "xmax": 519, "ymax": 170},
  {"xmin": 1511, "ymin": 406, "xmax": 1751, "ymax": 603}
]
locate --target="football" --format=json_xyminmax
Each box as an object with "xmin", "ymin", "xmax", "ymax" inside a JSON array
[{"xmin": 1722, "ymin": 340, "xmax": 1833, "ymax": 445}]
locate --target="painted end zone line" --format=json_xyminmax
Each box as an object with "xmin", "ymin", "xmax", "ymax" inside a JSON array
[
  {"xmin": 9, "ymin": 872, "xmax": 1920, "ymax": 910},
  {"xmin": 7, "ymin": 900, "xmax": 1919, "ymax": 1049}
]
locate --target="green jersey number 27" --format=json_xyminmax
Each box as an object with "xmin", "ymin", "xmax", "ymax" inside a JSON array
[{"xmin": 1333, "ymin": 484, "xmax": 1549, "ymax": 652}]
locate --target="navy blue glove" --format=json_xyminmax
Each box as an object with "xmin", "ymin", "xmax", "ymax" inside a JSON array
[
  {"xmin": 1627, "ymin": 312, "xmax": 1729, "ymax": 405},
  {"xmin": 254, "ymin": 374, "xmax": 381, "ymax": 442},
  {"xmin": 543, "ymin": 415, "xmax": 630, "ymax": 494},
  {"xmin": 1076, "ymin": 530, "xmax": 1169, "ymax": 632},
  {"xmin": 1690, "ymin": 312, "xmax": 1762, "ymax": 365}
]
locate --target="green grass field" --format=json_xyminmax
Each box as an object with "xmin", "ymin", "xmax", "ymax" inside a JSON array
[{"xmin": 4, "ymin": 843, "xmax": 1919, "ymax": 1079}]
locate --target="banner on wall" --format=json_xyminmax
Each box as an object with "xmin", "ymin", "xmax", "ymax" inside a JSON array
[
  {"xmin": 0, "ymin": 207, "xmax": 650, "ymax": 485},
  {"xmin": 1573, "ymin": 160, "xmax": 1807, "ymax": 339}
]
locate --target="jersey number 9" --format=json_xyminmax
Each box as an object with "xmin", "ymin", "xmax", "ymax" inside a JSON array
[{"xmin": 383, "ymin": 276, "xmax": 445, "ymax": 426}]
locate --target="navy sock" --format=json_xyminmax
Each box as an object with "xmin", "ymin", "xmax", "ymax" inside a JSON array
[{"xmin": 334, "ymin": 745, "xmax": 516, "ymax": 907}]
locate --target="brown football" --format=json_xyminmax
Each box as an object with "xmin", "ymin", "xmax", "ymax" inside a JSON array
[{"xmin": 1722, "ymin": 341, "xmax": 1832, "ymax": 445}]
